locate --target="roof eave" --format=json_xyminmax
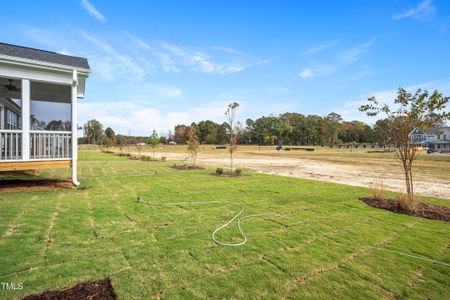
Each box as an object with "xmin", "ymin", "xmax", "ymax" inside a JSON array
[{"xmin": 0, "ymin": 54, "xmax": 90, "ymax": 75}]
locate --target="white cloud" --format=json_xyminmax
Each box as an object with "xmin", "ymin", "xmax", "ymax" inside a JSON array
[
  {"xmin": 23, "ymin": 27, "xmax": 65, "ymax": 47},
  {"xmin": 211, "ymin": 46, "xmax": 240, "ymax": 54},
  {"xmin": 299, "ymin": 39, "xmax": 375, "ymax": 79},
  {"xmin": 299, "ymin": 68, "xmax": 313, "ymax": 78},
  {"xmin": 337, "ymin": 39, "xmax": 375, "ymax": 65},
  {"xmin": 78, "ymin": 101, "xmax": 229, "ymax": 135},
  {"xmin": 161, "ymin": 42, "xmax": 256, "ymax": 74},
  {"xmin": 80, "ymin": 0, "xmax": 106, "ymax": 23},
  {"xmin": 393, "ymin": 0, "xmax": 436, "ymax": 21},
  {"xmin": 126, "ymin": 32, "xmax": 152, "ymax": 50},
  {"xmin": 81, "ymin": 31, "xmax": 145, "ymax": 80},
  {"xmin": 303, "ymin": 41, "xmax": 337, "ymax": 56}
]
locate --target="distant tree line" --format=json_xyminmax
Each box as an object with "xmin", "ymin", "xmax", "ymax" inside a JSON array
[
  {"xmin": 79, "ymin": 112, "xmax": 392, "ymax": 147},
  {"xmin": 78, "ymin": 119, "xmax": 150, "ymax": 147},
  {"xmin": 173, "ymin": 112, "xmax": 390, "ymax": 147}
]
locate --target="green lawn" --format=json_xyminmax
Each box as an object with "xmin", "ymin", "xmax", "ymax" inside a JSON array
[{"xmin": 0, "ymin": 150, "xmax": 449, "ymax": 299}]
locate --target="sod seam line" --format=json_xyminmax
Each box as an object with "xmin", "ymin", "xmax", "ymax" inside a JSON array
[{"xmin": 136, "ymin": 196, "xmax": 450, "ymax": 268}]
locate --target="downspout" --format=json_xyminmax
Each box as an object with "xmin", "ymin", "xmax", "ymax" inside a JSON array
[{"xmin": 71, "ymin": 70, "xmax": 80, "ymax": 186}]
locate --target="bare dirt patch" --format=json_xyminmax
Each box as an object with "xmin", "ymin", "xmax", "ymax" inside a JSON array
[
  {"xmin": 144, "ymin": 151, "xmax": 450, "ymax": 199},
  {"xmin": 0, "ymin": 179, "xmax": 74, "ymax": 193},
  {"xmin": 22, "ymin": 278, "xmax": 116, "ymax": 300},
  {"xmin": 360, "ymin": 198, "xmax": 450, "ymax": 222}
]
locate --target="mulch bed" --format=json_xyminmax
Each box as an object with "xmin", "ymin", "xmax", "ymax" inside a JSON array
[
  {"xmin": 0, "ymin": 179, "xmax": 74, "ymax": 193},
  {"xmin": 209, "ymin": 172, "xmax": 250, "ymax": 177},
  {"xmin": 360, "ymin": 197, "xmax": 450, "ymax": 222},
  {"xmin": 23, "ymin": 279, "xmax": 116, "ymax": 300},
  {"xmin": 171, "ymin": 164, "xmax": 205, "ymax": 170}
]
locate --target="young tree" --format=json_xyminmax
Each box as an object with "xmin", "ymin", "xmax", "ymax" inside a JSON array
[
  {"xmin": 225, "ymin": 102, "xmax": 239, "ymax": 172},
  {"xmin": 148, "ymin": 129, "xmax": 159, "ymax": 158},
  {"xmin": 186, "ymin": 126, "xmax": 200, "ymax": 165},
  {"xmin": 360, "ymin": 88, "xmax": 449, "ymax": 207}
]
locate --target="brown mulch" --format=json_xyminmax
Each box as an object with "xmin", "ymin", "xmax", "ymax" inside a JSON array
[
  {"xmin": 359, "ymin": 197, "xmax": 450, "ymax": 222},
  {"xmin": 23, "ymin": 279, "xmax": 116, "ymax": 300},
  {"xmin": 171, "ymin": 164, "xmax": 205, "ymax": 170},
  {"xmin": 209, "ymin": 172, "xmax": 249, "ymax": 177},
  {"xmin": 0, "ymin": 179, "xmax": 74, "ymax": 193}
]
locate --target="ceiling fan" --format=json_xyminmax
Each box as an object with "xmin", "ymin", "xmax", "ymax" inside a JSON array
[{"xmin": 1, "ymin": 79, "xmax": 21, "ymax": 93}]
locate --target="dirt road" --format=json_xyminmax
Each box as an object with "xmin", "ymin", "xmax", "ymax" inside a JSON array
[{"xmin": 143, "ymin": 151, "xmax": 450, "ymax": 200}]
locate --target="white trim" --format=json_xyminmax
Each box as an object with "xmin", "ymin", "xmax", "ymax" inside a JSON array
[
  {"xmin": 30, "ymin": 130, "xmax": 72, "ymax": 134},
  {"xmin": 71, "ymin": 70, "xmax": 79, "ymax": 186},
  {"xmin": 22, "ymin": 79, "xmax": 30, "ymax": 160},
  {"xmin": 0, "ymin": 129, "xmax": 23, "ymax": 133},
  {"xmin": 0, "ymin": 104, "xmax": 3, "ymax": 130},
  {"xmin": 0, "ymin": 62, "xmax": 73, "ymax": 85},
  {"xmin": 0, "ymin": 158, "xmax": 72, "ymax": 162},
  {"xmin": 0, "ymin": 54, "xmax": 90, "ymax": 75}
]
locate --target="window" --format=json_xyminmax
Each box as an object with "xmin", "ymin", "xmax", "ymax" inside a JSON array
[
  {"xmin": 6, "ymin": 110, "xmax": 18, "ymax": 130},
  {"xmin": 437, "ymin": 135, "xmax": 440, "ymax": 139},
  {"xmin": 444, "ymin": 135, "xmax": 447, "ymax": 140}
]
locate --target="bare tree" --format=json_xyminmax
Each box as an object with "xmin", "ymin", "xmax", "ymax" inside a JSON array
[
  {"xmin": 186, "ymin": 126, "xmax": 200, "ymax": 165},
  {"xmin": 360, "ymin": 88, "xmax": 449, "ymax": 207},
  {"xmin": 225, "ymin": 102, "xmax": 239, "ymax": 172},
  {"xmin": 136, "ymin": 144, "xmax": 144, "ymax": 157}
]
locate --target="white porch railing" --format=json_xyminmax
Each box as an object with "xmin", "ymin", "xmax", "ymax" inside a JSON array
[
  {"xmin": 30, "ymin": 131, "xmax": 72, "ymax": 160},
  {"xmin": 0, "ymin": 131, "xmax": 72, "ymax": 161},
  {"xmin": 0, "ymin": 130, "xmax": 22, "ymax": 160}
]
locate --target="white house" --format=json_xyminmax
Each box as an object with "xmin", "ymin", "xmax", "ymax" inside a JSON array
[
  {"xmin": 0, "ymin": 42, "xmax": 90, "ymax": 185},
  {"xmin": 424, "ymin": 127, "xmax": 450, "ymax": 153},
  {"xmin": 409, "ymin": 127, "xmax": 450, "ymax": 153}
]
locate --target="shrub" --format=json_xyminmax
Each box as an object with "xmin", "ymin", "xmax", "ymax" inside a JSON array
[
  {"xmin": 397, "ymin": 193, "xmax": 414, "ymax": 211},
  {"xmin": 235, "ymin": 169, "xmax": 242, "ymax": 175},
  {"xmin": 216, "ymin": 168, "xmax": 224, "ymax": 175},
  {"xmin": 141, "ymin": 155, "xmax": 152, "ymax": 161},
  {"xmin": 370, "ymin": 182, "xmax": 385, "ymax": 201},
  {"xmin": 161, "ymin": 156, "xmax": 167, "ymax": 162}
]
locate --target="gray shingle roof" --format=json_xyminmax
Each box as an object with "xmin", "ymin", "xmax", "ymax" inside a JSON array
[
  {"xmin": 0, "ymin": 42, "xmax": 90, "ymax": 70},
  {"xmin": 424, "ymin": 127, "xmax": 449, "ymax": 135}
]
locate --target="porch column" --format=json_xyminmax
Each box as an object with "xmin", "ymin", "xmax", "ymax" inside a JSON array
[
  {"xmin": 71, "ymin": 70, "xmax": 80, "ymax": 186},
  {"xmin": 21, "ymin": 79, "xmax": 30, "ymax": 161}
]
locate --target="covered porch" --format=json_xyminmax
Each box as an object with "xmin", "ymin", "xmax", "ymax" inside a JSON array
[{"xmin": 0, "ymin": 42, "xmax": 90, "ymax": 185}]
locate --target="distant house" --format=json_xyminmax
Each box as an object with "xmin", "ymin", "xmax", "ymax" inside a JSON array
[
  {"xmin": 0, "ymin": 42, "xmax": 90, "ymax": 185},
  {"xmin": 409, "ymin": 127, "xmax": 450, "ymax": 153}
]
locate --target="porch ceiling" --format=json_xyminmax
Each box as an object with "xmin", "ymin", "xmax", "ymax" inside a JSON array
[{"xmin": 0, "ymin": 77, "xmax": 70, "ymax": 103}]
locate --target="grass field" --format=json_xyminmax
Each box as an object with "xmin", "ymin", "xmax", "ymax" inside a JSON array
[
  {"xmin": 116, "ymin": 144, "xmax": 450, "ymax": 198},
  {"xmin": 122, "ymin": 144, "xmax": 450, "ymax": 179},
  {"xmin": 0, "ymin": 150, "xmax": 449, "ymax": 299}
]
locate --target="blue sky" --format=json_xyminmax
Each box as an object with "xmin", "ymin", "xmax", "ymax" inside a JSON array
[{"xmin": 1, "ymin": 0, "xmax": 449, "ymax": 135}]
